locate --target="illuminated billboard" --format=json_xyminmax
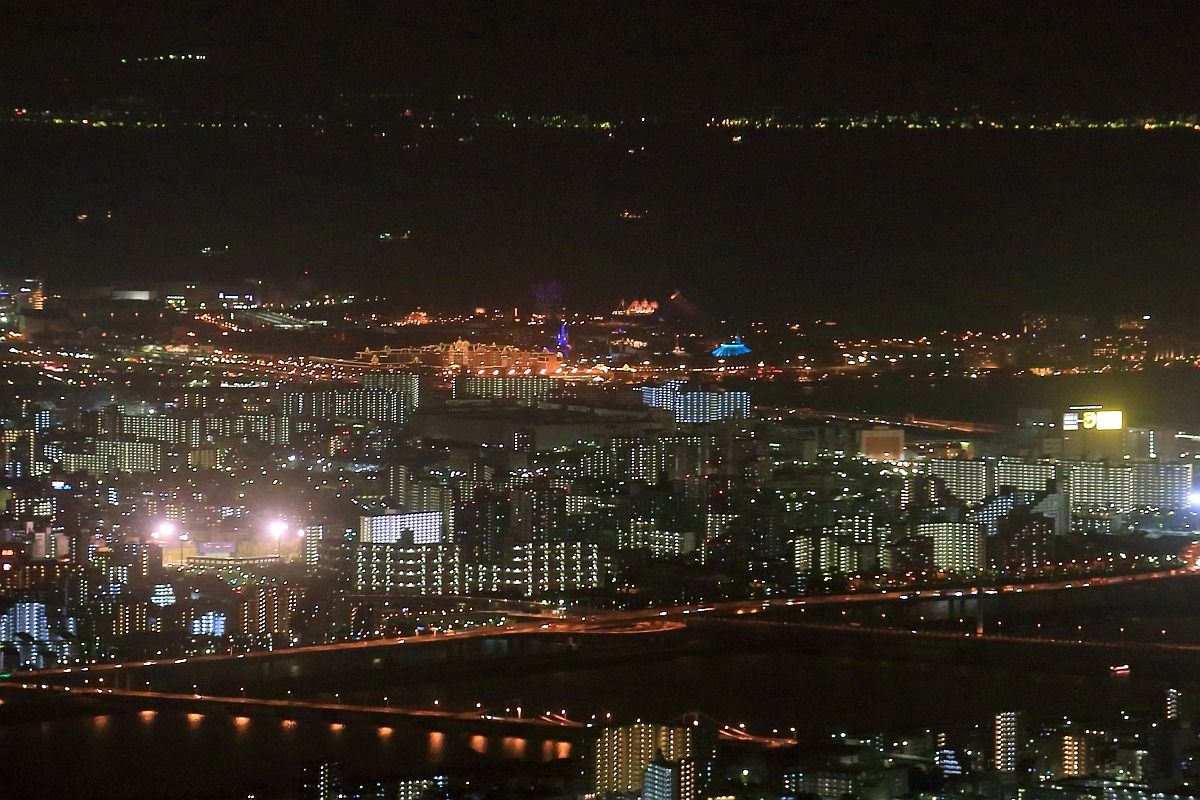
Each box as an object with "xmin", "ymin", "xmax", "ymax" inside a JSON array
[{"xmin": 1062, "ymin": 406, "xmax": 1123, "ymax": 432}]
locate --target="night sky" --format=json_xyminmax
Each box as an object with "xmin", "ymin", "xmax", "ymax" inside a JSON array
[
  {"xmin": 5, "ymin": 2, "xmax": 1199, "ymax": 112},
  {"xmin": 1, "ymin": 2, "xmax": 1199, "ymax": 328}
]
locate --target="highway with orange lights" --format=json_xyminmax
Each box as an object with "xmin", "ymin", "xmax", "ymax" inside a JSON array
[
  {"xmin": 7, "ymin": 618, "xmax": 685, "ymax": 680},
  {"xmin": 2, "ymin": 682, "xmax": 590, "ymax": 730},
  {"xmin": 8, "ymin": 565, "xmax": 1195, "ymax": 683}
]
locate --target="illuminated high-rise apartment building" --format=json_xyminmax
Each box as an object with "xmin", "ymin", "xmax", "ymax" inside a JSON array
[
  {"xmin": 451, "ymin": 375, "xmax": 556, "ymax": 404},
  {"xmin": 924, "ymin": 458, "xmax": 993, "ymax": 504},
  {"xmin": 593, "ymin": 723, "xmax": 692, "ymax": 794},
  {"xmin": 1167, "ymin": 688, "xmax": 1182, "ymax": 721},
  {"xmin": 1060, "ymin": 733, "xmax": 1090, "ymax": 778},
  {"xmin": 359, "ymin": 511, "xmax": 444, "ymax": 545},
  {"xmin": 917, "ymin": 522, "xmax": 985, "ymax": 575},
  {"xmin": 994, "ymin": 711, "xmax": 1020, "ymax": 773},
  {"xmin": 640, "ymin": 380, "xmax": 750, "ymax": 424},
  {"xmin": 643, "ymin": 756, "xmax": 696, "ymax": 800}
]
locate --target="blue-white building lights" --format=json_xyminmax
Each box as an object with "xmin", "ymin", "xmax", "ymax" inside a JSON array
[
  {"xmin": 711, "ymin": 335, "xmax": 751, "ymax": 358},
  {"xmin": 640, "ymin": 380, "xmax": 750, "ymax": 423}
]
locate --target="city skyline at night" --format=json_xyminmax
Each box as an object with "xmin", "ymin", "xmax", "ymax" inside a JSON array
[{"xmin": 4, "ymin": 4, "xmax": 1200, "ymax": 799}]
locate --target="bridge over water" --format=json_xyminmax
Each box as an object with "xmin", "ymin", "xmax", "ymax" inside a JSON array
[{"xmin": 6, "ymin": 568, "xmax": 1200, "ymax": 726}]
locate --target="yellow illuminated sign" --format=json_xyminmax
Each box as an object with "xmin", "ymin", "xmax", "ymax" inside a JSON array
[
  {"xmin": 1063, "ymin": 407, "xmax": 1123, "ymax": 431},
  {"xmin": 1088, "ymin": 409, "xmax": 1123, "ymax": 430}
]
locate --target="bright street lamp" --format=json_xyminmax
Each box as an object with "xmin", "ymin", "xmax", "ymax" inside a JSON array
[
  {"xmin": 151, "ymin": 520, "xmax": 176, "ymax": 540},
  {"xmin": 151, "ymin": 521, "xmax": 186, "ymax": 566},
  {"xmin": 267, "ymin": 519, "xmax": 289, "ymax": 555}
]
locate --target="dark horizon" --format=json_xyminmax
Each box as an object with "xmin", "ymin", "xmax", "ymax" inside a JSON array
[
  {"xmin": 4, "ymin": 1, "xmax": 1199, "ymax": 115},
  {"xmin": 2, "ymin": 2, "xmax": 1199, "ymax": 330},
  {"xmin": 5, "ymin": 124, "xmax": 1198, "ymax": 332}
]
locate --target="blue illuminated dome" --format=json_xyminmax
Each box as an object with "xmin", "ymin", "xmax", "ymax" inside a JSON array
[{"xmin": 711, "ymin": 335, "xmax": 751, "ymax": 358}]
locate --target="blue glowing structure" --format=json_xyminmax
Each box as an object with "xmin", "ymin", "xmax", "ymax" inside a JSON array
[
  {"xmin": 556, "ymin": 321, "xmax": 571, "ymax": 356},
  {"xmin": 711, "ymin": 335, "xmax": 751, "ymax": 358}
]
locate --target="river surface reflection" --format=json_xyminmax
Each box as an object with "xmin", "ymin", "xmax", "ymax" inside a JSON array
[{"xmin": 0, "ymin": 649, "xmax": 1176, "ymax": 798}]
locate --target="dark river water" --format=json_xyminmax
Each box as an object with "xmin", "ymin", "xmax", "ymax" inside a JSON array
[
  {"xmin": 749, "ymin": 369, "xmax": 1200, "ymax": 431},
  {"xmin": 0, "ymin": 645, "xmax": 1178, "ymax": 799}
]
